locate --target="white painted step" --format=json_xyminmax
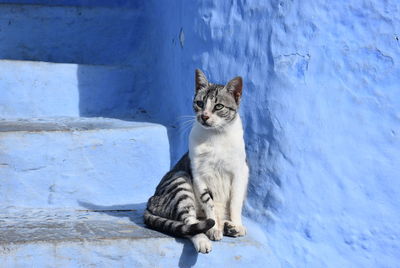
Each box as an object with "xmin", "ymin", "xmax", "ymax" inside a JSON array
[
  {"xmin": 0, "ymin": 207, "xmax": 279, "ymax": 268},
  {"xmin": 0, "ymin": 117, "xmax": 170, "ymax": 209},
  {"xmin": 0, "ymin": 3, "xmax": 146, "ymax": 65},
  {"xmin": 0, "ymin": 60, "xmax": 143, "ymax": 118}
]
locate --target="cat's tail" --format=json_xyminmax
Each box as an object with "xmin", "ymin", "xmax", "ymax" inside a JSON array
[{"xmin": 144, "ymin": 209, "xmax": 215, "ymax": 237}]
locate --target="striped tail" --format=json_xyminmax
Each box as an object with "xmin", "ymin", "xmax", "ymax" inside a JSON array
[{"xmin": 144, "ymin": 209, "xmax": 215, "ymax": 237}]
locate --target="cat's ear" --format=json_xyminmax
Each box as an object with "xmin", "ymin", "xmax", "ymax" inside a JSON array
[
  {"xmin": 195, "ymin": 69, "xmax": 208, "ymax": 92},
  {"xmin": 226, "ymin": 76, "xmax": 243, "ymax": 104}
]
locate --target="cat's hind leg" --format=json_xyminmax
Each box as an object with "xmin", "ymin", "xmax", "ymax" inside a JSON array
[{"xmin": 146, "ymin": 173, "xmax": 215, "ymax": 236}]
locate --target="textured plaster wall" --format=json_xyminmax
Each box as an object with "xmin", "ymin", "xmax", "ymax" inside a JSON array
[{"xmin": 149, "ymin": 0, "xmax": 400, "ymax": 267}]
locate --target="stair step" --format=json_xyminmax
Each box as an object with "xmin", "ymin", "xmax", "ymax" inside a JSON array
[
  {"xmin": 0, "ymin": 206, "xmax": 279, "ymax": 267},
  {"xmin": 0, "ymin": 60, "xmax": 144, "ymax": 118},
  {"xmin": 0, "ymin": 3, "xmax": 148, "ymax": 65},
  {"xmin": 0, "ymin": 117, "xmax": 170, "ymax": 209}
]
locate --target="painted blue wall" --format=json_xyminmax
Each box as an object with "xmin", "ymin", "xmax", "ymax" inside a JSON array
[{"xmin": 145, "ymin": 0, "xmax": 400, "ymax": 267}]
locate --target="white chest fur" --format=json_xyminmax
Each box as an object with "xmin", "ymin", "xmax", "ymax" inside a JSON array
[{"xmin": 189, "ymin": 117, "xmax": 247, "ymax": 206}]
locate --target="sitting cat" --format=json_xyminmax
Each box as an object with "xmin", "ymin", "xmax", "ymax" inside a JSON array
[{"xmin": 144, "ymin": 69, "xmax": 248, "ymax": 254}]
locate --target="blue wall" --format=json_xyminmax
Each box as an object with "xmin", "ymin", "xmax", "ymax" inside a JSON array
[{"xmin": 146, "ymin": 0, "xmax": 400, "ymax": 267}]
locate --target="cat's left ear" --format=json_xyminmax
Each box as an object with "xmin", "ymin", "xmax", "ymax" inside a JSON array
[{"xmin": 226, "ymin": 76, "xmax": 243, "ymax": 104}]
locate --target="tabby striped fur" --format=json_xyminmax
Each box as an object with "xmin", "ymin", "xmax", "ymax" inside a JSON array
[{"xmin": 144, "ymin": 154, "xmax": 215, "ymax": 237}]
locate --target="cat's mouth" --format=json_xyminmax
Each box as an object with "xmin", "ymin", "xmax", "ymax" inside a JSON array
[
  {"xmin": 198, "ymin": 120, "xmax": 213, "ymax": 128},
  {"xmin": 201, "ymin": 122, "xmax": 212, "ymax": 128}
]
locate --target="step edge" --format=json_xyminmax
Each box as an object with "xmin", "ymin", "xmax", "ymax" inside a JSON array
[
  {"xmin": 0, "ymin": 235, "xmax": 171, "ymax": 246},
  {"xmin": 0, "ymin": 59, "xmax": 137, "ymax": 69},
  {"xmin": 0, "ymin": 123, "xmax": 166, "ymax": 134},
  {"xmin": 0, "ymin": 117, "xmax": 167, "ymax": 134},
  {"xmin": 0, "ymin": 234, "xmax": 260, "ymax": 247}
]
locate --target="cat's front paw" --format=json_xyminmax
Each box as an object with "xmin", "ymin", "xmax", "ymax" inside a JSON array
[
  {"xmin": 192, "ymin": 234, "xmax": 212, "ymax": 254},
  {"xmin": 224, "ymin": 221, "xmax": 247, "ymax": 237},
  {"xmin": 206, "ymin": 227, "xmax": 223, "ymax": 241}
]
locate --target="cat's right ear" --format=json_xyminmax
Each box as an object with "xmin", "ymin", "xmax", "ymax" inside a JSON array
[
  {"xmin": 195, "ymin": 69, "xmax": 208, "ymax": 92},
  {"xmin": 226, "ymin": 76, "xmax": 243, "ymax": 104}
]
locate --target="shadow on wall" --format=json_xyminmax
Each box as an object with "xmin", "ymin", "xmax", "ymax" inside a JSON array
[
  {"xmin": 75, "ymin": 1, "xmax": 157, "ymax": 120},
  {"xmin": 76, "ymin": 63, "xmax": 179, "ymax": 163},
  {"xmin": 75, "ymin": 0, "xmax": 174, "ymax": 159},
  {"xmin": 77, "ymin": 65, "xmax": 148, "ymax": 120},
  {"xmin": 76, "ymin": 0, "xmax": 207, "ymax": 165},
  {"xmin": 78, "ymin": 201, "xmax": 199, "ymax": 268}
]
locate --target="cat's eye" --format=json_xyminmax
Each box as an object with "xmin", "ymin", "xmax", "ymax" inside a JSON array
[
  {"xmin": 196, "ymin": 101, "xmax": 204, "ymax": 108},
  {"xmin": 214, "ymin": 104, "xmax": 224, "ymax": 110}
]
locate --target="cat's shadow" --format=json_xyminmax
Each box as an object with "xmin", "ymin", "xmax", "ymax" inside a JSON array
[{"xmin": 78, "ymin": 201, "xmax": 198, "ymax": 268}]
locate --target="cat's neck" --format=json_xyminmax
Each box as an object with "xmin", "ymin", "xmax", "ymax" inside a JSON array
[{"xmin": 189, "ymin": 114, "xmax": 246, "ymax": 161}]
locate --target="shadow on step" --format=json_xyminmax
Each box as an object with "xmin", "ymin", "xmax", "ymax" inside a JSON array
[{"xmin": 78, "ymin": 201, "xmax": 199, "ymax": 268}]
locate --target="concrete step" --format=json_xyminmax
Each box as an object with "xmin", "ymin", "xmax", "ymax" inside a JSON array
[
  {"xmin": 0, "ymin": 117, "xmax": 169, "ymax": 209},
  {"xmin": 0, "ymin": 3, "xmax": 148, "ymax": 65},
  {"xmin": 0, "ymin": 206, "xmax": 279, "ymax": 268},
  {"xmin": 0, "ymin": 60, "xmax": 144, "ymax": 118}
]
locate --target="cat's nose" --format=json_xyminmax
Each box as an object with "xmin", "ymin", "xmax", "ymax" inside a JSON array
[{"xmin": 201, "ymin": 115, "xmax": 210, "ymax": 122}]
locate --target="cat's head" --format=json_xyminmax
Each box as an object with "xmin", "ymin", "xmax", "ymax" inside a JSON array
[{"xmin": 193, "ymin": 69, "xmax": 243, "ymax": 129}]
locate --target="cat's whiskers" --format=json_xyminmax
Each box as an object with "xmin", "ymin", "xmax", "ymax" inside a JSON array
[
  {"xmin": 176, "ymin": 115, "xmax": 195, "ymax": 125},
  {"xmin": 178, "ymin": 115, "xmax": 196, "ymax": 120},
  {"xmin": 177, "ymin": 119, "xmax": 195, "ymax": 128},
  {"xmin": 177, "ymin": 118, "xmax": 196, "ymax": 138},
  {"xmin": 180, "ymin": 120, "xmax": 195, "ymax": 129}
]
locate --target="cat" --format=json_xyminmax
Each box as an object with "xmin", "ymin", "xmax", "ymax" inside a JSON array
[{"xmin": 144, "ymin": 69, "xmax": 248, "ymax": 254}]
